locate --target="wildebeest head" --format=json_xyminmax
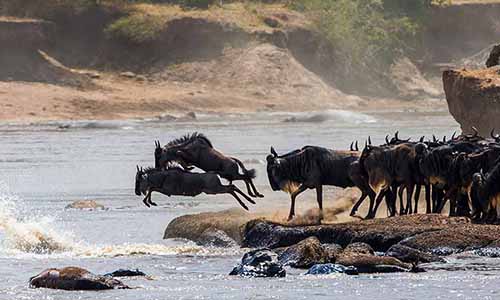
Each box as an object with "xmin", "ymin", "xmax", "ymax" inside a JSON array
[
  {"xmin": 455, "ymin": 152, "xmax": 487, "ymax": 187},
  {"xmin": 135, "ymin": 166, "xmax": 146, "ymax": 196},
  {"xmin": 266, "ymin": 147, "xmax": 283, "ymax": 191}
]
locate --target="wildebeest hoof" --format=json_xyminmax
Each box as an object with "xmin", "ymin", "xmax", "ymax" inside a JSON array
[
  {"xmin": 143, "ymin": 201, "xmax": 150, "ymax": 208},
  {"xmin": 150, "ymin": 202, "xmax": 158, "ymax": 206},
  {"xmin": 256, "ymin": 193, "xmax": 264, "ymax": 198}
]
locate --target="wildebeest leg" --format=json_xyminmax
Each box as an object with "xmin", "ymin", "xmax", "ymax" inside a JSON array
[
  {"xmin": 414, "ymin": 184, "xmax": 421, "ymax": 214},
  {"xmin": 248, "ymin": 180, "xmax": 264, "ymax": 198},
  {"xmin": 142, "ymin": 190, "xmax": 152, "ymax": 208},
  {"xmin": 288, "ymin": 185, "xmax": 307, "ymax": 221},
  {"xmin": 369, "ymin": 190, "xmax": 387, "ymax": 219},
  {"xmin": 316, "ymin": 185, "xmax": 323, "ymax": 222},
  {"xmin": 406, "ymin": 184, "xmax": 414, "ymax": 215},
  {"xmin": 228, "ymin": 191, "xmax": 249, "ymax": 211},
  {"xmin": 243, "ymin": 180, "xmax": 257, "ymax": 197},
  {"xmin": 398, "ymin": 186, "xmax": 405, "ymax": 215},
  {"xmin": 425, "ymin": 184, "xmax": 431, "ymax": 214},
  {"xmin": 388, "ymin": 184, "xmax": 398, "ymax": 217},
  {"xmin": 231, "ymin": 185, "xmax": 256, "ymax": 204},
  {"xmin": 350, "ymin": 192, "xmax": 367, "ymax": 216}
]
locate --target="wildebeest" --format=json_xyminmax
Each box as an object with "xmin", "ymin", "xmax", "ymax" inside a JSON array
[
  {"xmin": 155, "ymin": 133, "xmax": 263, "ymax": 198},
  {"xmin": 471, "ymin": 160, "xmax": 500, "ymax": 222},
  {"xmin": 266, "ymin": 145, "xmax": 361, "ymax": 221},
  {"xmin": 135, "ymin": 166, "xmax": 255, "ymax": 210}
]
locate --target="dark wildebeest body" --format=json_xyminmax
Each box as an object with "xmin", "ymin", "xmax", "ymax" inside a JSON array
[
  {"xmin": 471, "ymin": 160, "xmax": 500, "ymax": 222},
  {"xmin": 135, "ymin": 166, "xmax": 255, "ymax": 210},
  {"xmin": 155, "ymin": 133, "xmax": 263, "ymax": 198},
  {"xmin": 266, "ymin": 146, "xmax": 361, "ymax": 221}
]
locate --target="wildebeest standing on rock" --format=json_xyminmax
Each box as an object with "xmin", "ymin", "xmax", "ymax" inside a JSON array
[
  {"xmin": 471, "ymin": 160, "xmax": 500, "ymax": 222},
  {"xmin": 266, "ymin": 145, "xmax": 363, "ymax": 221},
  {"xmin": 135, "ymin": 166, "xmax": 255, "ymax": 210},
  {"xmin": 155, "ymin": 133, "xmax": 263, "ymax": 198}
]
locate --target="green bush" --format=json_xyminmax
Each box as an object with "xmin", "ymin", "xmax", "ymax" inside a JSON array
[{"xmin": 105, "ymin": 14, "xmax": 166, "ymax": 43}]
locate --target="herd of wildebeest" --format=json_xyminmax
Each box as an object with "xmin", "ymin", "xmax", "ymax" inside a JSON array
[{"xmin": 135, "ymin": 129, "xmax": 500, "ymax": 223}]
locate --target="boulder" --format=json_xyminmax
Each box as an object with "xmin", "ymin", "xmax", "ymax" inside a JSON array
[
  {"xmin": 385, "ymin": 244, "xmax": 444, "ymax": 264},
  {"xmin": 343, "ymin": 242, "xmax": 374, "ymax": 256},
  {"xmin": 398, "ymin": 225, "xmax": 500, "ymax": 255},
  {"xmin": 306, "ymin": 264, "xmax": 358, "ymax": 275},
  {"xmin": 196, "ymin": 228, "xmax": 238, "ymax": 248},
  {"xmin": 474, "ymin": 239, "xmax": 500, "ymax": 257},
  {"xmin": 443, "ymin": 67, "xmax": 500, "ymax": 136},
  {"xmin": 29, "ymin": 267, "xmax": 129, "ymax": 290},
  {"xmin": 276, "ymin": 237, "xmax": 337, "ymax": 268},
  {"xmin": 486, "ymin": 44, "xmax": 500, "ymax": 68},
  {"xmin": 65, "ymin": 200, "xmax": 105, "ymax": 210},
  {"xmin": 335, "ymin": 253, "xmax": 413, "ymax": 273},
  {"xmin": 242, "ymin": 214, "xmax": 469, "ymax": 250},
  {"xmin": 104, "ymin": 269, "xmax": 146, "ymax": 277},
  {"xmin": 229, "ymin": 249, "xmax": 286, "ymax": 278}
]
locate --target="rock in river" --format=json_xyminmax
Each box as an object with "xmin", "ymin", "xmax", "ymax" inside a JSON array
[
  {"xmin": 30, "ymin": 267, "xmax": 129, "ymax": 290},
  {"xmin": 306, "ymin": 264, "xmax": 359, "ymax": 275},
  {"xmin": 229, "ymin": 249, "xmax": 286, "ymax": 278},
  {"xmin": 275, "ymin": 237, "xmax": 340, "ymax": 268}
]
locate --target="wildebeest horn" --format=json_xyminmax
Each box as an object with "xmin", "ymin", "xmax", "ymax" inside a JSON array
[
  {"xmin": 355, "ymin": 141, "xmax": 359, "ymax": 151},
  {"xmin": 350, "ymin": 141, "xmax": 354, "ymax": 151},
  {"xmin": 443, "ymin": 136, "xmax": 446, "ymax": 143},
  {"xmin": 395, "ymin": 131, "xmax": 399, "ymax": 140},
  {"xmin": 491, "ymin": 129, "xmax": 500, "ymax": 140},
  {"xmin": 471, "ymin": 126, "xmax": 478, "ymax": 137},
  {"xmin": 433, "ymin": 135, "xmax": 437, "ymax": 143},
  {"xmin": 385, "ymin": 135, "xmax": 390, "ymax": 144},
  {"xmin": 368, "ymin": 136, "xmax": 372, "ymax": 145},
  {"xmin": 419, "ymin": 136, "xmax": 425, "ymax": 143},
  {"xmin": 451, "ymin": 131, "xmax": 457, "ymax": 140},
  {"xmin": 270, "ymin": 146, "xmax": 278, "ymax": 157},
  {"xmin": 137, "ymin": 165, "xmax": 140, "ymax": 172}
]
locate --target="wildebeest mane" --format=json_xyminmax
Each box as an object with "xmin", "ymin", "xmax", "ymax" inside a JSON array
[
  {"xmin": 166, "ymin": 132, "xmax": 213, "ymax": 148},
  {"xmin": 143, "ymin": 163, "xmax": 185, "ymax": 174}
]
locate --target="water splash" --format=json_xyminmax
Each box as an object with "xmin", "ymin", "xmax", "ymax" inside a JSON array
[{"xmin": 0, "ymin": 183, "xmax": 75, "ymax": 255}]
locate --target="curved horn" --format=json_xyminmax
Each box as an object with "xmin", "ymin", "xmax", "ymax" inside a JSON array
[
  {"xmin": 395, "ymin": 131, "xmax": 399, "ymax": 140},
  {"xmin": 443, "ymin": 136, "xmax": 446, "ymax": 143},
  {"xmin": 471, "ymin": 126, "xmax": 478, "ymax": 137},
  {"xmin": 419, "ymin": 136, "xmax": 425, "ymax": 143},
  {"xmin": 270, "ymin": 146, "xmax": 278, "ymax": 157},
  {"xmin": 355, "ymin": 141, "xmax": 359, "ymax": 151},
  {"xmin": 350, "ymin": 141, "xmax": 354, "ymax": 151},
  {"xmin": 137, "ymin": 165, "xmax": 140, "ymax": 172},
  {"xmin": 368, "ymin": 136, "xmax": 372, "ymax": 145},
  {"xmin": 433, "ymin": 135, "xmax": 437, "ymax": 143},
  {"xmin": 451, "ymin": 131, "xmax": 457, "ymax": 140},
  {"xmin": 385, "ymin": 135, "xmax": 390, "ymax": 145}
]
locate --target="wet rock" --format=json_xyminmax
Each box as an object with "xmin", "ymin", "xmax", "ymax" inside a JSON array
[
  {"xmin": 263, "ymin": 17, "xmax": 280, "ymax": 28},
  {"xmin": 344, "ymin": 242, "xmax": 374, "ymax": 256},
  {"xmin": 306, "ymin": 264, "xmax": 358, "ymax": 275},
  {"xmin": 385, "ymin": 244, "xmax": 445, "ymax": 264},
  {"xmin": 229, "ymin": 249, "xmax": 286, "ymax": 278},
  {"xmin": 29, "ymin": 267, "xmax": 129, "ymax": 290},
  {"xmin": 276, "ymin": 237, "xmax": 337, "ymax": 268},
  {"xmin": 398, "ymin": 226, "xmax": 500, "ymax": 255},
  {"xmin": 443, "ymin": 68, "xmax": 500, "ymax": 136},
  {"xmin": 65, "ymin": 200, "xmax": 105, "ymax": 210},
  {"xmin": 197, "ymin": 228, "xmax": 238, "ymax": 248},
  {"xmin": 335, "ymin": 253, "xmax": 413, "ymax": 274},
  {"xmin": 473, "ymin": 239, "xmax": 500, "ymax": 257},
  {"xmin": 242, "ymin": 214, "xmax": 469, "ymax": 250},
  {"xmin": 486, "ymin": 44, "xmax": 500, "ymax": 68},
  {"xmin": 104, "ymin": 269, "xmax": 146, "ymax": 277}
]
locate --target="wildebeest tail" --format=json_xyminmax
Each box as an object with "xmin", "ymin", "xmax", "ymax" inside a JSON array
[{"xmin": 232, "ymin": 157, "xmax": 256, "ymax": 179}]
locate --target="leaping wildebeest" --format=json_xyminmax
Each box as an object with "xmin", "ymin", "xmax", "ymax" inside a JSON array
[
  {"xmin": 135, "ymin": 166, "xmax": 256, "ymax": 210},
  {"xmin": 155, "ymin": 133, "xmax": 263, "ymax": 198},
  {"xmin": 266, "ymin": 145, "xmax": 368, "ymax": 221}
]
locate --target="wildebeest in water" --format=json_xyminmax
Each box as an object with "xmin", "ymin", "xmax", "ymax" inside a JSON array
[
  {"xmin": 135, "ymin": 166, "xmax": 256, "ymax": 210},
  {"xmin": 155, "ymin": 133, "xmax": 263, "ymax": 198},
  {"xmin": 266, "ymin": 145, "xmax": 364, "ymax": 221}
]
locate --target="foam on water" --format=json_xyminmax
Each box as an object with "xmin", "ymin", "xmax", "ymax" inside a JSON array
[{"xmin": 0, "ymin": 183, "xmax": 239, "ymax": 259}]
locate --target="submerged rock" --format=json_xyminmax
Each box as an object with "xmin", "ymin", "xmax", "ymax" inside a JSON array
[
  {"xmin": 385, "ymin": 244, "xmax": 444, "ymax": 264},
  {"xmin": 65, "ymin": 200, "xmax": 105, "ymax": 210},
  {"xmin": 29, "ymin": 267, "xmax": 129, "ymax": 290},
  {"xmin": 276, "ymin": 237, "xmax": 338, "ymax": 268},
  {"xmin": 229, "ymin": 249, "xmax": 286, "ymax": 278},
  {"xmin": 197, "ymin": 228, "xmax": 238, "ymax": 248},
  {"xmin": 306, "ymin": 264, "xmax": 358, "ymax": 275},
  {"xmin": 104, "ymin": 269, "xmax": 146, "ymax": 277}
]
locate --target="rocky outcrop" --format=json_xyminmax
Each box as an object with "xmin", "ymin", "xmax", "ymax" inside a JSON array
[
  {"xmin": 29, "ymin": 267, "xmax": 129, "ymax": 290},
  {"xmin": 275, "ymin": 237, "xmax": 339, "ymax": 268},
  {"xmin": 229, "ymin": 249, "xmax": 286, "ymax": 278},
  {"xmin": 443, "ymin": 67, "xmax": 500, "ymax": 136},
  {"xmin": 242, "ymin": 214, "xmax": 469, "ymax": 250},
  {"xmin": 196, "ymin": 228, "xmax": 238, "ymax": 248},
  {"xmin": 486, "ymin": 44, "xmax": 500, "ymax": 68}
]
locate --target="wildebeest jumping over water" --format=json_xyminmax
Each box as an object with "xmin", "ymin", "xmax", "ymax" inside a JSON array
[
  {"xmin": 135, "ymin": 166, "xmax": 256, "ymax": 210},
  {"xmin": 155, "ymin": 133, "xmax": 263, "ymax": 198},
  {"xmin": 266, "ymin": 145, "xmax": 365, "ymax": 221}
]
